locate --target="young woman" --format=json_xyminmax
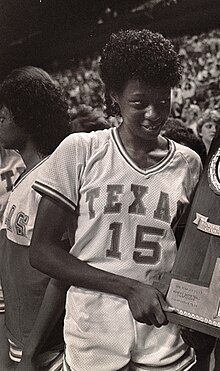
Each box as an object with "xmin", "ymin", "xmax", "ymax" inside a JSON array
[
  {"xmin": 0, "ymin": 66, "xmax": 70, "ymax": 370},
  {"xmin": 197, "ymin": 109, "xmax": 220, "ymax": 154},
  {"xmin": 31, "ymin": 30, "xmax": 202, "ymax": 371}
]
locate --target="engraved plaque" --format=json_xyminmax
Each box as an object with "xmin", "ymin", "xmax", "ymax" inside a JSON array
[{"xmin": 166, "ymin": 131, "xmax": 220, "ymax": 337}]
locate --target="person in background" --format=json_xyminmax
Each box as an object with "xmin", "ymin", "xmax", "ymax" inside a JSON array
[
  {"xmin": 161, "ymin": 117, "xmax": 206, "ymax": 165},
  {"xmin": 181, "ymin": 98, "xmax": 201, "ymax": 135},
  {"xmin": 69, "ymin": 104, "xmax": 110, "ymax": 132},
  {"xmin": 0, "ymin": 66, "xmax": 70, "ymax": 370},
  {"xmin": 30, "ymin": 29, "xmax": 202, "ymax": 371},
  {"xmin": 181, "ymin": 80, "xmax": 196, "ymax": 101},
  {"xmin": 171, "ymin": 87, "xmax": 183, "ymax": 118},
  {"xmin": 197, "ymin": 109, "xmax": 220, "ymax": 154},
  {"xmin": 0, "ymin": 147, "xmax": 25, "ymax": 313}
]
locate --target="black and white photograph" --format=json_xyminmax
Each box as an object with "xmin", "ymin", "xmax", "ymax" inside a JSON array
[{"xmin": 0, "ymin": 1, "xmax": 219, "ymax": 370}]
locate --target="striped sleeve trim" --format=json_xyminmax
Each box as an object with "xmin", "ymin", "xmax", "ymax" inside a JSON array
[
  {"xmin": 33, "ymin": 181, "xmax": 77, "ymax": 212},
  {"xmin": 8, "ymin": 338, "xmax": 63, "ymax": 370},
  {"xmin": 63, "ymin": 355, "xmax": 72, "ymax": 371},
  {"xmin": 48, "ymin": 352, "xmax": 63, "ymax": 371},
  {"xmin": 8, "ymin": 339, "xmax": 22, "ymax": 362},
  {"xmin": 0, "ymin": 285, "xmax": 5, "ymax": 312}
]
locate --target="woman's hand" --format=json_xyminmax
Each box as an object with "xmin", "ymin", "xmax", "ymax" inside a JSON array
[{"xmin": 126, "ymin": 282, "xmax": 173, "ymax": 327}]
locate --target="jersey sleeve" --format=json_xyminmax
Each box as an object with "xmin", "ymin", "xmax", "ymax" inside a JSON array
[
  {"xmin": 33, "ymin": 134, "xmax": 88, "ymax": 212},
  {"xmin": 172, "ymin": 148, "xmax": 203, "ymax": 237},
  {"xmin": 176, "ymin": 144, "xmax": 203, "ymax": 202},
  {"xmin": 185, "ymin": 151, "xmax": 203, "ymax": 201}
]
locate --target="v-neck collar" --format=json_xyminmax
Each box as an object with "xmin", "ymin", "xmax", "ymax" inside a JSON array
[
  {"xmin": 12, "ymin": 156, "xmax": 49, "ymax": 190},
  {"xmin": 111, "ymin": 127, "xmax": 175, "ymax": 176}
]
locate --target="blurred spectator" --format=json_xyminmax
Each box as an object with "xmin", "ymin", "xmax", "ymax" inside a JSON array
[
  {"xmin": 171, "ymin": 87, "xmax": 183, "ymax": 117},
  {"xmin": 181, "ymin": 98, "xmax": 201, "ymax": 135},
  {"xmin": 181, "ymin": 79, "xmax": 196, "ymax": 100},
  {"xmin": 69, "ymin": 104, "xmax": 110, "ymax": 132},
  {"xmin": 52, "ymin": 56, "xmax": 105, "ymax": 113},
  {"xmin": 161, "ymin": 118, "xmax": 206, "ymax": 165},
  {"xmin": 197, "ymin": 109, "xmax": 220, "ymax": 154}
]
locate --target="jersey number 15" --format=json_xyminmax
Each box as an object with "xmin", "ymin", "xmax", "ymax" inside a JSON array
[{"xmin": 106, "ymin": 223, "xmax": 164, "ymax": 264}]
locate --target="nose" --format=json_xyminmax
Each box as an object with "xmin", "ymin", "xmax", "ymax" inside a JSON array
[
  {"xmin": 210, "ymin": 125, "xmax": 217, "ymax": 134},
  {"xmin": 144, "ymin": 105, "xmax": 158, "ymax": 120}
]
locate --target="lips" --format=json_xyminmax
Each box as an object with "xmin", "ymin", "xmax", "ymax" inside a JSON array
[
  {"xmin": 141, "ymin": 119, "xmax": 161, "ymax": 129},
  {"xmin": 141, "ymin": 124, "xmax": 155, "ymax": 129}
]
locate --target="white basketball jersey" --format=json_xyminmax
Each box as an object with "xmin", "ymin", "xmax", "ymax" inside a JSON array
[
  {"xmin": 33, "ymin": 128, "xmax": 201, "ymax": 283},
  {"xmin": 2, "ymin": 157, "xmax": 49, "ymax": 245},
  {"xmin": 0, "ymin": 148, "xmax": 25, "ymax": 227}
]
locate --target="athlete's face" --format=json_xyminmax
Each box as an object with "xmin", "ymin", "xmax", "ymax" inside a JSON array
[
  {"xmin": 200, "ymin": 121, "xmax": 217, "ymax": 145},
  {"xmin": 113, "ymin": 80, "xmax": 171, "ymax": 140},
  {"xmin": 0, "ymin": 105, "xmax": 27, "ymax": 150}
]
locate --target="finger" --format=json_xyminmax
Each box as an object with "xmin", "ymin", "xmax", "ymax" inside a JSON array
[
  {"xmin": 155, "ymin": 313, "xmax": 168, "ymax": 326},
  {"xmin": 151, "ymin": 298, "xmax": 168, "ymax": 326},
  {"xmin": 144, "ymin": 313, "xmax": 161, "ymax": 327},
  {"xmin": 153, "ymin": 313, "xmax": 168, "ymax": 327},
  {"xmin": 144, "ymin": 316, "xmax": 154, "ymax": 326},
  {"xmin": 145, "ymin": 312, "xmax": 168, "ymax": 327},
  {"xmin": 164, "ymin": 306, "xmax": 177, "ymax": 313},
  {"xmin": 158, "ymin": 295, "xmax": 176, "ymax": 313}
]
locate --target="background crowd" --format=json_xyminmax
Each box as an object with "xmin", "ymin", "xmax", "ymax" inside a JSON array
[{"xmin": 50, "ymin": 28, "xmax": 220, "ymax": 134}]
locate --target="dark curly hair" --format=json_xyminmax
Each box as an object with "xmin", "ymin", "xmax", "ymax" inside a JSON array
[
  {"xmin": 100, "ymin": 29, "xmax": 182, "ymax": 94},
  {"xmin": 0, "ymin": 66, "xmax": 71, "ymax": 156},
  {"xmin": 70, "ymin": 105, "xmax": 110, "ymax": 133}
]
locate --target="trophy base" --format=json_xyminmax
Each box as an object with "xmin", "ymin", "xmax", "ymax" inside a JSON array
[{"xmin": 166, "ymin": 311, "xmax": 220, "ymax": 338}]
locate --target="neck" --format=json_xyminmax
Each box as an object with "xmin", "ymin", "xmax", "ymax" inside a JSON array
[
  {"xmin": 117, "ymin": 125, "xmax": 166, "ymax": 153},
  {"xmin": 203, "ymin": 139, "xmax": 211, "ymax": 154},
  {"xmin": 19, "ymin": 142, "xmax": 43, "ymax": 172}
]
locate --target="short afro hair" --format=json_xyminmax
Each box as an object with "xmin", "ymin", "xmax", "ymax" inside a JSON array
[
  {"xmin": 100, "ymin": 29, "xmax": 182, "ymax": 93},
  {"xmin": 0, "ymin": 66, "xmax": 71, "ymax": 156},
  {"xmin": 197, "ymin": 109, "xmax": 220, "ymax": 135}
]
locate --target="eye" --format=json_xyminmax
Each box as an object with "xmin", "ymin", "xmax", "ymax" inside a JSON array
[
  {"xmin": 131, "ymin": 100, "xmax": 142, "ymax": 105},
  {"xmin": 130, "ymin": 100, "xmax": 145, "ymax": 109}
]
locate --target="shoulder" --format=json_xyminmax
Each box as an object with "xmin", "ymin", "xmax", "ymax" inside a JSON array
[
  {"xmin": 173, "ymin": 141, "xmax": 202, "ymax": 168},
  {"xmin": 0, "ymin": 148, "xmax": 24, "ymax": 168},
  {"xmin": 172, "ymin": 141, "xmax": 202, "ymax": 186},
  {"xmin": 54, "ymin": 128, "xmax": 113, "ymax": 158},
  {"xmin": 63, "ymin": 128, "xmax": 112, "ymax": 145},
  {"xmin": 35, "ymin": 129, "xmax": 114, "ymax": 180}
]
